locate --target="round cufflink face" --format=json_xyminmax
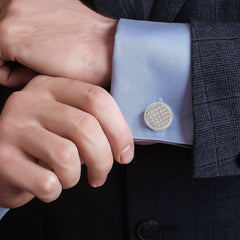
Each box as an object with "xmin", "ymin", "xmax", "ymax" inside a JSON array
[{"xmin": 144, "ymin": 102, "xmax": 173, "ymax": 131}]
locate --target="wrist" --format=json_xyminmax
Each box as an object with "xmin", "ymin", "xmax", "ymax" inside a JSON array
[
  {"xmin": 92, "ymin": 15, "xmax": 118, "ymax": 87},
  {"xmin": 103, "ymin": 18, "xmax": 118, "ymax": 88}
]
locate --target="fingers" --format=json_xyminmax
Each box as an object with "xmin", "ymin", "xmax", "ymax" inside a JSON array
[
  {"xmin": 0, "ymin": 188, "xmax": 34, "ymax": 209},
  {"xmin": 0, "ymin": 180, "xmax": 34, "ymax": 208},
  {"xmin": 18, "ymin": 125, "xmax": 81, "ymax": 189},
  {"xmin": 22, "ymin": 101, "xmax": 113, "ymax": 187},
  {"xmin": 35, "ymin": 77, "xmax": 134, "ymax": 165},
  {"xmin": 0, "ymin": 61, "xmax": 36, "ymax": 87},
  {"xmin": 0, "ymin": 144, "xmax": 62, "ymax": 203},
  {"xmin": 0, "ymin": 75, "xmax": 134, "ymax": 208}
]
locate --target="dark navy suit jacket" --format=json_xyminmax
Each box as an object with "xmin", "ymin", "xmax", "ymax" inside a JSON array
[{"xmin": 1, "ymin": 0, "xmax": 240, "ymax": 239}]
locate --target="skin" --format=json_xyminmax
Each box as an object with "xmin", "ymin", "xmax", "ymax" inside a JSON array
[
  {"xmin": 0, "ymin": 0, "xmax": 116, "ymax": 87},
  {"xmin": 0, "ymin": 76, "xmax": 134, "ymax": 208},
  {"xmin": 0, "ymin": 0, "xmax": 134, "ymax": 208}
]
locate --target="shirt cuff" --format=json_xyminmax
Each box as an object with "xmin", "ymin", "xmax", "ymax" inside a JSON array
[
  {"xmin": 0, "ymin": 208, "xmax": 9, "ymax": 220},
  {"xmin": 111, "ymin": 19, "xmax": 193, "ymax": 146}
]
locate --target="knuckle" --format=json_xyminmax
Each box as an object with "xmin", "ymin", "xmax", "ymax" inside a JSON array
[
  {"xmin": 31, "ymin": 75, "xmax": 49, "ymax": 84},
  {"xmin": 24, "ymin": 75, "xmax": 54, "ymax": 100},
  {"xmin": 86, "ymin": 86, "xmax": 110, "ymax": 113},
  {"xmin": 56, "ymin": 141, "xmax": 79, "ymax": 167},
  {"xmin": 37, "ymin": 172, "xmax": 61, "ymax": 202},
  {"xmin": 6, "ymin": 91, "xmax": 24, "ymax": 106},
  {"xmin": 0, "ymin": 92, "xmax": 36, "ymax": 133},
  {"xmin": 55, "ymin": 142, "xmax": 81, "ymax": 189},
  {"xmin": 25, "ymin": 75, "xmax": 48, "ymax": 89},
  {"xmin": 3, "ymin": 91, "xmax": 28, "ymax": 113},
  {"xmin": 77, "ymin": 114, "xmax": 99, "ymax": 134}
]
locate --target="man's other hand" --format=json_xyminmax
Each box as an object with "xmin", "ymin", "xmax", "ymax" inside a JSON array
[{"xmin": 0, "ymin": 76, "xmax": 134, "ymax": 208}]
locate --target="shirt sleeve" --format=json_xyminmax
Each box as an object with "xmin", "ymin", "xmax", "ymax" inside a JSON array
[
  {"xmin": 111, "ymin": 19, "xmax": 193, "ymax": 146},
  {"xmin": 0, "ymin": 208, "xmax": 9, "ymax": 220}
]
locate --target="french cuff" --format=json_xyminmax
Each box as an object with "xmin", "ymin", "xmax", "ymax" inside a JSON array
[{"xmin": 111, "ymin": 19, "xmax": 193, "ymax": 146}]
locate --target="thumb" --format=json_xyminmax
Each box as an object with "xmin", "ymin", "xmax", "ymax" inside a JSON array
[{"xmin": 0, "ymin": 61, "xmax": 37, "ymax": 87}]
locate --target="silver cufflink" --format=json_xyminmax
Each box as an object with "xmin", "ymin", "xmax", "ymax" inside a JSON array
[{"xmin": 144, "ymin": 102, "xmax": 173, "ymax": 131}]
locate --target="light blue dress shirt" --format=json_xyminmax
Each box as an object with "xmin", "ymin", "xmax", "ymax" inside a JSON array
[
  {"xmin": 0, "ymin": 0, "xmax": 192, "ymax": 220},
  {"xmin": 0, "ymin": 208, "xmax": 9, "ymax": 220}
]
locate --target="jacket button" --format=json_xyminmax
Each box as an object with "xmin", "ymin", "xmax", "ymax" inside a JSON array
[{"xmin": 137, "ymin": 220, "xmax": 160, "ymax": 240}]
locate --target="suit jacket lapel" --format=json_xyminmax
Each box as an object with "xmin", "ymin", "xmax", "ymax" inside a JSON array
[
  {"xmin": 149, "ymin": 0, "xmax": 186, "ymax": 22},
  {"xmin": 92, "ymin": 0, "xmax": 135, "ymax": 19}
]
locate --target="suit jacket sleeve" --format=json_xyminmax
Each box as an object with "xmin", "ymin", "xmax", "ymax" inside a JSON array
[{"xmin": 191, "ymin": 21, "xmax": 240, "ymax": 178}]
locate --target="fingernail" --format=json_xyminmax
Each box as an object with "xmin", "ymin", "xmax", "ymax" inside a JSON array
[
  {"xmin": 91, "ymin": 177, "xmax": 107, "ymax": 188},
  {"xmin": 120, "ymin": 144, "xmax": 134, "ymax": 164}
]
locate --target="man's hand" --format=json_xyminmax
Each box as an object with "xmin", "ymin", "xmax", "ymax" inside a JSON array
[
  {"xmin": 0, "ymin": 0, "xmax": 117, "ymax": 87},
  {"xmin": 0, "ymin": 75, "xmax": 134, "ymax": 208}
]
